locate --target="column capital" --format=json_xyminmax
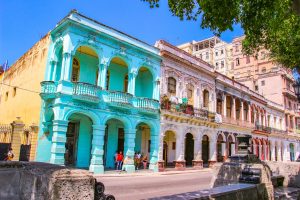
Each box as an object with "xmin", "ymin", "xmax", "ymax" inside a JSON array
[
  {"xmin": 92, "ymin": 125, "xmax": 106, "ymax": 131},
  {"xmin": 52, "ymin": 120, "xmax": 69, "ymax": 126}
]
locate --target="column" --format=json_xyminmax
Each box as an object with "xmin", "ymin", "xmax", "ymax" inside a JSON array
[
  {"xmin": 258, "ymin": 113, "xmax": 262, "ymax": 126},
  {"xmin": 96, "ymin": 63, "xmax": 102, "ymax": 87},
  {"xmin": 89, "ymin": 125, "xmax": 105, "ymax": 174},
  {"xmin": 47, "ymin": 60, "xmax": 57, "ymax": 81},
  {"xmin": 208, "ymin": 136, "xmax": 217, "ymax": 167},
  {"xmin": 221, "ymin": 142, "xmax": 226, "ymax": 161},
  {"xmin": 248, "ymin": 104, "xmax": 251, "ymax": 122},
  {"xmin": 175, "ymin": 133, "xmax": 185, "ymax": 170},
  {"xmin": 193, "ymin": 134, "xmax": 203, "ymax": 169},
  {"xmin": 157, "ymin": 132, "xmax": 165, "ymax": 172},
  {"xmin": 271, "ymin": 142, "xmax": 276, "ymax": 161},
  {"xmin": 240, "ymin": 101, "xmax": 244, "ymax": 121},
  {"xmin": 259, "ymin": 144, "xmax": 263, "ymax": 160},
  {"xmin": 123, "ymin": 129, "xmax": 136, "ymax": 173},
  {"xmin": 232, "ymin": 97, "xmax": 236, "ymax": 119},
  {"xmin": 153, "ymin": 79, "xmax": 160, "ymax": 100},
  {"xmin": 282, "ymin": 142, "xmax": 289, "ymax": 161},
  {"xmin": 127, "ymin": 71, "xmax": 137, "ymax": 95},
  {"xmin": 231, "ymin": 143, "xmax": 236, "ymax": 155},
  {"xmin": 293, "ymin": 116, "xmax": 296, "ymax": 131},
  {"xmin": 149, "ymin": 130, "xmax": 159, "ymax": 172},
  {"xmin": 61, "ymin": 52, "xmax": 72, "ymax": 81},
  {"xmin": 253, "ymin": 144, "xmax": 257, "ymax": 156},
  {"xmin": 286, "ymin": 115, "xmax": 290, "ymax": 131},
  {"xmin": 223, "ymin": 94, "xmax": 227, "ymax": 117},
  {"xmin": 99, "ymin": 61, "xmax": 108, "ymax": 89},
  {"xmin": 50, "ymin": 120, "xmax": 68, "ymax": 165},
  {"xmin": 10, "ymin": 117, "xmax": 25, "ymax": 161}
]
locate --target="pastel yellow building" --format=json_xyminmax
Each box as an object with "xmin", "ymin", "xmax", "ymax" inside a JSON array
[{"xmin": 0, "ymin": 34, "xmax": 50, "ymax": 161}]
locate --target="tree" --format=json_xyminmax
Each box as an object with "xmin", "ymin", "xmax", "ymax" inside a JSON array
[{"xmin": 143, "ymin": 0, "xmax": 300, "ymax": 68}]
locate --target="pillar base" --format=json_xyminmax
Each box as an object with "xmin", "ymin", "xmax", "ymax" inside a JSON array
[
  {"xmin": 174, "ymin": 160, "xmax": 186, "ymax": 170},
  {"xmin": 192, "ymin": 160, "xmax": 203, "ymax": 169},
  {"xmin": 208, "ymin": 160, "xmax": 217, "ymax": 167},
  {"xmin": 89, "ymin": 164, "xmax": 104, "ymax": 174},
  {"xmin": 123, "ymin": 164, "xmax": 135, "ymax": 173},
  {"xmin": 158, "ymin": 161, "xmax": 165, "ymax": 172}
]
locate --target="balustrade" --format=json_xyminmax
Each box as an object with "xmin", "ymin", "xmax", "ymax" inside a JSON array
[
  {"xmin": 72, "ymin": 82, "xmax": 101, "ymax": 103},
  {"xmin": 104, "ymin": 91, "xmax": 133, "ymax": 105},
  {"xmin": 40, "ymin": 81, "xmax": 57, "ymax": 99},
  {"xmin": 134, "ymin": 97, "xmax": 160, "ymax": 110}
]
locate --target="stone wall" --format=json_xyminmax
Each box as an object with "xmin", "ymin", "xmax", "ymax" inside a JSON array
[
  {"xmin": 0, "ymin": 161, "xmax": 95, "ymax": 200},
  {"xmin": 266, "ymin": 161, "xmax": 300, "ymax": 188}
]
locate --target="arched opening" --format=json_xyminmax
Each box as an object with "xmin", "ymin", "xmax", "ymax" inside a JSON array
[
  {"xmin": 135, "ymin": 67, "xmax": 153, "ymax": 98},
  {"xmin": 103, "ymin": 118, "xmax": 125, "ymax": 169},
  {"xmin": 243, "ymin": 102, "xmax": 248, "ymax": 121},
  {"xmin": 203, "ymin": 89, "xmax": 209, "ymax": 109},
  {"xmin": 216, "ymin": 93, "xmax": 222, "ymax": 115},
  {"xmin": 217, "ymin": 134, "xmax": 225, "ymax": 162},
  {"xmin": 185, "ymin": 133, "xmax": 194, "ymax": 166},
  {"xmin": 135, "ymin": 123, "xmax": 151, "ymax": 169},
  {"xmin": 65, "ymin": 113, "xmax": 93, "ymax": 168},
  {"xmin": 72, "ymin": 46, "xmax": 99, "ymax": 84},
  {"xmin": 202, "ymin": 135, "xmax": 209, "ymax": 165},
  {"xmin": 227, "ymin": 135, "xmax": 235, "ymax": 157},
  {"xmin": 290, "ymin": 143, "xmax": 295, "ymax": 161},
  {"xmin": 275, "ymin": 143, "xmax": 278, "ymax": 161},
  {"xmin": 163, "ymin": 131, "xmax": 176, "ymax": 167},
  {"xmin": 107, "ymin": 57, "xmax": 128, "ymax": 92},
  {"xmin": 167, "ymin": 77, "xmax": 176, "ymax": 95}
]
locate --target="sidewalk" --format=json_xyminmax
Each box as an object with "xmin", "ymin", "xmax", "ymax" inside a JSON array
[{"xmin": 94, "ymin": 167, "xmax": 212, "ymax": 177}]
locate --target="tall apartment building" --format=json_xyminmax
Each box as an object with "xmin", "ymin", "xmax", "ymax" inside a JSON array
[{"xmin": 178, "ymin": 36, "xmax": 233, "ymax": 76}]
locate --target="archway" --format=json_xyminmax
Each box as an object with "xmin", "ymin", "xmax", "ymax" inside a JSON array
[
  {"xmin": 72, "ymin": 46, "xmax": 99, "ymax": 84},
  {"xmin": 203, "ymin": 90, "xmax": 209, "ymax": 109},
  {"xmin": 107, "ymin": 57, "xmax": 128, "ymax": 91},
  {"xmin": 290, "ymin": 143, "xmax": 295, "ymax": 161},
  {"xmin": 163, "ymin": 131, "xmax": 176, "ymax": 166},
  {"xmin": 217, "ymin": 134, "xmax": 225, "ymax": 162},
  {"xmin": 135, "ymin": 67, "xmax": 153, "ymax": 98},
  {"xmin": 103, "ymin": 118, "xmax": 125, "ymax": 169},
  {"xmin": 65, "ymin": 113, "xmax": 93, "ymax": 168},
  {"xmin": 202, "ymin": 135, "xmax": 209, "ymax": 164},
  {"xmin": 235, "ymin": 99, "xmax": 241, "ymax": 120},
  {"xmin": 185, "ymin": 133, "xmax": 194, "ymax": 166},
  {"xmin": 135, "ymin": 123, "xmax": 151, "ymax": 165}
]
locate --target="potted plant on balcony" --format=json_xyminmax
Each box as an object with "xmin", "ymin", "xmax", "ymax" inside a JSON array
[{"xmin": 161, "ymin": 95, "xmax": 170, "ymax": 110}]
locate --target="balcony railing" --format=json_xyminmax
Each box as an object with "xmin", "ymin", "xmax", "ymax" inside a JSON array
[
  {"xmin": 270, "ymin": 127, "xmax": 286, "ymax": 134},
  {"xmin": 104, "ymin": 91, "xmax": 133, "ymax": 105},
  {"xmin": 221, "ymin": 115, "xmax": 254, "ymax": 128},
  {"xmin": 40, "ymin": 81, "xmax": 57, "ymax": 99},
  {"xmin": 161, "ymin": 101, "xmax": 214, "ymax": 122},
  {"xmin": 254, "ymin": 125, "xmax": 272, "ymax": 134},
  {"xmin": 134, "ymin": 97, "xmax": 160, "ymax": 110},
  {"xmin": 73, "ymin": 82, "xmax": 101, "ymax": 103}
]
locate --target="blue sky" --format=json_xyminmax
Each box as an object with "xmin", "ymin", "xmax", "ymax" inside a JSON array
[{"xmin": 0, "ymin": 0, "xmax": 243, "ymax": 65}]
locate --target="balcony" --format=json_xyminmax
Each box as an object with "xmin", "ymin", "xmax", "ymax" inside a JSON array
[
  {"xmin": 253, "ymin": 125, "xmax": 271, "ymax": 135},
  {"xmin": 161, "ymin": 101, "xmax": 215, "ymax": 122},
  {"xmin": 72, "ymin": 82, "xmax": 101, "ymax": 104},
  {"xmin": 221, "ymin": 116, "xmax": 254, "ymax": 129},
  {"xmin": 40, "ymin": 81, "xmax": 57, "ymax": 100},
  {"xmin": 269, "ymin": 127, "xmax": 286, "ymax": 135},
  {"xmin": 40, "ymin": 81, "xmax": 159, "ymax": 113}
]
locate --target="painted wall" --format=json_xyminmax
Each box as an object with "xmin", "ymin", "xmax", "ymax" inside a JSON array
[
  {"xmin": 135, "ymin": 69, "xmax": 153, "ymax": 98},
  {"xmin": 108, "ymin": 63, "xmax": 127, "ymax": 91},
  {"xmin": 75, "ymin": 52, "xmax": 98, "ymax": 85}
]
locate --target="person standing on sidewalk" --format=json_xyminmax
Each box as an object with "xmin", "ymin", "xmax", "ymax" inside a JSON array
[
  {"xmin": 116, "ymin": 151, "xmax": 123, "ymax": 171},
  {"xmin": 4, "ymin": 148, "xmax": 14, "ymax": 161}
]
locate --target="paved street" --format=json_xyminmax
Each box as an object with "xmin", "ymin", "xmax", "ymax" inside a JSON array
[{"xmin": 95, "ymin": 169, "xmax": 214, "ymax": 200}]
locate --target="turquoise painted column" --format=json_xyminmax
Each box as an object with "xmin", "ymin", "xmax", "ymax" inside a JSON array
[
  {"xmin": 50, "ymin": 120, "xmax": 68, "ymax": 165},
  {"xmin": 149, "ymin": 129, "xmax": 159, "ymax": 172},
  {"xmin": 123, "ymin": 129, "xmax": 136, "ymax": 173},
  {"xmin": 153, "ymin": 79, "xmax": 160, "ymax": 100},
  {"xmin": 61, "ymin": 52, "xmax": 72, "ymax": 81},
  {"xmin": 128, "ymin": 71, "xmax": 137, "ymax": 95},
  {"xmin": 99, "ymin": 61, "xmax": 108, "ymax": 89},
  {"xmin": 89, "ymin": 125, "xmax": 105, "ymax": 174}
]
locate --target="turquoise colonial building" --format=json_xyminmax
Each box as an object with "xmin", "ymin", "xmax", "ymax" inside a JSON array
[{"xmin": 36, "ymin": 10, "xmax": 161, "ymax": 174}]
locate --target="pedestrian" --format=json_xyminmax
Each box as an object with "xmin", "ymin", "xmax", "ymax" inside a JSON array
[
  {"xmin": 142, "ymin": 154, "xmax": 148, "ymax": 169},
  {"xmin": 137, "ymin": 152, "xmax": 142, "ymax": 169},
  {"xmin": 116, "ymin": 151, "xmax": 123, "ymax": 171},
  {"xmin": 4, "ymin": 148, "xmax": 14, "ymax": 161},
  {"xmin": 134, "ymin": 152, "xmax": 138, "ymax": 170}
]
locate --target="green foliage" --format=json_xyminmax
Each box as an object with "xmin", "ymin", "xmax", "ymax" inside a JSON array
[{"xmin": 143, "ymin": 0, "xmax": 300, "ymax": 68}]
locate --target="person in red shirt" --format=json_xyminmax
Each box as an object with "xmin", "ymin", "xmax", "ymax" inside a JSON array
[{"xmin": 116, "ymin": 151, "xmax": 123, "ymax": 171}]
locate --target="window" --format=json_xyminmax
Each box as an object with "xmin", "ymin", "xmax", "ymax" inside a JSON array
[
  {"xmin": 261, "ymin": 80, "xmax": 265, "ymax": 86},
  {"xmin": 199, "ymin": 54, "xmax": 202, "ymax": 59},
  {"xmin": 246, "ymin": 56, "xmax": 250, "ymax": 64},
  {"xmin": 203, "ymin": 90, "xmax": 209, "ymax": 108},
  {"xmin": 261, "ymin": 67, "xmax": 266, "ymax": 73},
  {"xmin": 235, "ymin": 45, "xmax": 239, "ymax": 52},
  {"xmin": 215, "ymin": 51, "xmax": 218, "ymax": 56},
  {"xmin": 221, "ymin": 49, "xmax": 224, "ymax": 54},
  {"xmin": 236, "ymin": 58, "xmax": 240, "ymax": 66},
  {"xmin": 255, "ymin": 85, "xmax": 259, "ymax": 91},
  {"xmin": 71, "ymin": 58, "xmax": 80, "ymax": 82},
  {"xmin": 231, "ymin": 62, "xmax": 234, "ymax": 69},
  {"xmin": 167, "ymin": 77, "xmax": 176, "ymax": 94},
  {"xmin": 186, "ymin": 84, "xmax": 194, "ymax": 105},
  {"xmin": 215, "ymin": 62, "xmax": 219, "ymax": 68},
  {"xmin": 12, "ymin": 87, "xmax": 16, "ymax": 97},
  {"xmin": 221, "ymin": 61, "xmax": 224, "ymax": 68},
  {"xmin": 206, "ymin": 52, "xmax": 209, "ymax": 59},
  {"xmin": 195, "ymin": 45, "xmax": 199, "ymax": 51}
]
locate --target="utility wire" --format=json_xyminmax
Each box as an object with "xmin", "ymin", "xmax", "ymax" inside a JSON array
[{"xmin": 0, "ymin": 82, "xmax": 40, "ymax": 94}]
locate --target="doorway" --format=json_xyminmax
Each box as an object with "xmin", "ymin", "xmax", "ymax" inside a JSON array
[
  {"xmin": 65, "ymin": 122, "xmax": 79, "ymax": 166},
  {"xmin": 185, "ymin": 133, "xmax": 194, "ymax": 166}
]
